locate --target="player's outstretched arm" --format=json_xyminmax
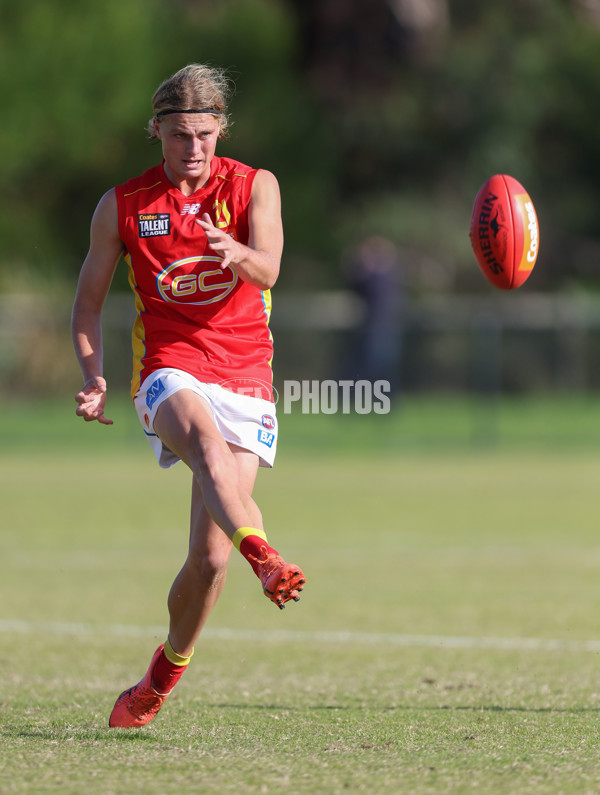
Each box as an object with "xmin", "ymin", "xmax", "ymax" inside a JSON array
[
  {"xmin": 71, "ymin": 189, "xmax": 123, "ymax": 424},
  {"xmin": 195, "ymin": 169, "xmax": 283, "ymax": 289}
]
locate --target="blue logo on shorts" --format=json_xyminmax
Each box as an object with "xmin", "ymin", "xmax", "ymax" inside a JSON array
[
  {"xmin": 258, "ymin": 429, "xmax": 275, "ymax": 448},
  {"xmin": 146, "ymin": 378, "xmax": 165, "ymax": 409}
]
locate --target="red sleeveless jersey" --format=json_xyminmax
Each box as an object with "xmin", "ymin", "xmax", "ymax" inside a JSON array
[{"xmin": 115, "ymin": 156, "xmax": 274, "ymax": 400}]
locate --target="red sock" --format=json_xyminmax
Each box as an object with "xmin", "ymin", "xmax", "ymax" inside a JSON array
[
  {"xmin": 232, "ymin": 527, "xmax": 280, "ymax": 575},
  {"xmin": 150, "ymin": 641, "xmax": 192, "ymax": 695},
  {"xmin": 239, "ymin": 535, "xmax": 279, "ymax": 576}
]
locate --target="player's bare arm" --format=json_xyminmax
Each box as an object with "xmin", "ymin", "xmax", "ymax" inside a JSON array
[
  {"xmin": 196, "ymin": 169, "xmax": 283, "ymax": 289},
  {"xmin": 71, "ymin": 189, "xmax": 123, "ymax": 424}
]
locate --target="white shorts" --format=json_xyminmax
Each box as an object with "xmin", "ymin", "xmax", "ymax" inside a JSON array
[{"xmin": 133, "ymin": 368, "xmax": 278, "ymax": 468}]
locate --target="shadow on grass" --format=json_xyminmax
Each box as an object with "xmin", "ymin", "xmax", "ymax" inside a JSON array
[
  {"xmin": 5, "ymin": 701, "xmax": 599, "ymax": 745},
  {"xmin": 4, "ymin": 726, "xmax": 161, "ymax": 742}
]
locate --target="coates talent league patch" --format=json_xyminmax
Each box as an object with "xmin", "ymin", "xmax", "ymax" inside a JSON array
[{"xmin": 138, "ymin": 213, "xmax": 171, "ymax": 238}]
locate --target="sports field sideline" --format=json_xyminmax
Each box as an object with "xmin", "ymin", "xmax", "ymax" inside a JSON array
[{"xmin": 3, "ymin": 394, "xmax": 600, "ymax": 794}]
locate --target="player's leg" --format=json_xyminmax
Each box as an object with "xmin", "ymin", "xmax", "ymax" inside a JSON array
[
  {"xmin": 166, "ymin": 447, "xmax": 261, "ymax": 657},
  {"xmin": 153, "ymin": 388, "xmax": 259, "ymax": 536},
  {"xmin": 153, "ymin": 389, "xmax": 305, "ymax": 608},
  {"xmin": 108, "ymin": 390, "xmax": 305, "ymax": 727},
  {"xmin": 108, "ymin": 447, "xmax": 255, "ymax": 729},
  {"xmin": 134, "ymin": 373, "xmax": 305, "ymax": 609}
]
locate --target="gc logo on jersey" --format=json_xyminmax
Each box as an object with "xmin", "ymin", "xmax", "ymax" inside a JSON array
[
  {"xmin": 138, "ymin": 213, "xmax": 171, "ymax": 238},
  {"xmin": 157, "ymin": 256, "xmax": 238, "ymax": 305}
]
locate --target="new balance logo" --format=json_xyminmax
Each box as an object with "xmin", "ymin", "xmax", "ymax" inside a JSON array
[{"xmin": 181, "ymin": 203, "xmax": 202, "ymax": 216}]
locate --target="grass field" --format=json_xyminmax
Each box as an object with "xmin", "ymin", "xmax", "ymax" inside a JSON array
[{"xmin": 3, "ymin": 393, "xmax": 600, "ymax": 794}]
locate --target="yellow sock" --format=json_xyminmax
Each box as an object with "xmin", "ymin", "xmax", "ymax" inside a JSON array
[
  {"xmin": 164, "ymin": 637, "xmax": 194, "ymax": 667},
  {"xmin": 232, "ymin": 526, "xmax": 268, "ymax": 552}
]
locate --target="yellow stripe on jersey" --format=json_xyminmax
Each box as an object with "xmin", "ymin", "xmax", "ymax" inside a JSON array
[
  {"xmin": 261, "ymin": 289, "xmax": 274, "ymax": 367},
  {"xmin": 215, "ymin": 172, "xmax": 248, "ymax": 181},
  {"xmin": 126, "ymin": 252, "xmax": 148, "ymax": 399},
  {"xmin": 123, "ymin": 180, "xmax": 163, "ymax": 197},
  {"xmin": 261, "ymin": 289, "xmax": 272, "ymax": 322}
]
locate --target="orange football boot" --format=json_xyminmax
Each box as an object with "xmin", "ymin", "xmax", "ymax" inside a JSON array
[
  {"xmin": 108, "ymin": 644, "xmax": 172, "ymax": 728},
  {"xmin": 250, "ymin": 546, "xmax": 306, "ymax": 609}
]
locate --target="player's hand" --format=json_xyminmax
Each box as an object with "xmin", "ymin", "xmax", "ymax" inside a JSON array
[
  {"xmin": 74, "ymin": 376, "xmax": 113, "ymax": 425},
  {"xmin": 196, "ymin": 213, "xmax": 241, "ymax": 270}
]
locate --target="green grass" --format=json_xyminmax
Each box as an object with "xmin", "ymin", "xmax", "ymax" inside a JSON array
[{"xmin": 3, "ymin": 394, "xmax": 600, "ymax": 793}]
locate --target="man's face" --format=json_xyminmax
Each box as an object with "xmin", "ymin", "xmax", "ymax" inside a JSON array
[{"xmin": 155, "ymin": 113, "xmax": 221, "ymax": 188}]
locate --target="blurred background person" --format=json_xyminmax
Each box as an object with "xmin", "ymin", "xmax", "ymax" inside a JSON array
[{"xmin": 342, "ymin": 236, "xmax": 405, "ymax": 393}]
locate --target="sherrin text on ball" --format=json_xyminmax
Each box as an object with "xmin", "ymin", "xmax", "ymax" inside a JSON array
[{"xmin": 469, "ymin": 174, "xmax": 540, "ymax": 290}]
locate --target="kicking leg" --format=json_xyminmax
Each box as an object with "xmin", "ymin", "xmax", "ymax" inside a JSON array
[
  {"xmin": 167, "ymin": 448, "xmax": 261, "ymax": 657},
  {"xmin": 153, "ymin": 390, "xmax": 305, "ymax": 608}
]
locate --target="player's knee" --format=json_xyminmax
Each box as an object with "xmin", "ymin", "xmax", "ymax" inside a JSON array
[{"xmin": 188, "ymin": 545, "xmax": 230, "ymax": 587}]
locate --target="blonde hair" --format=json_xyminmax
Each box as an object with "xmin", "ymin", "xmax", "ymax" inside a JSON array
[{"xmin": 146, "ymin": 64, "xmax": 232, "ymax": 139}]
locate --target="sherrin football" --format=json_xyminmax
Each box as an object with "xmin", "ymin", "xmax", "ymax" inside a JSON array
[{"xmin": 469, "ymin": 174, "xmax": 539, "ymax": 290}]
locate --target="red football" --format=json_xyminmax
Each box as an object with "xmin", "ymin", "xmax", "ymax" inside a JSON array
[{"xmin": 469, "ymin": 174, "xmax": 540, "ymax": 290}]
